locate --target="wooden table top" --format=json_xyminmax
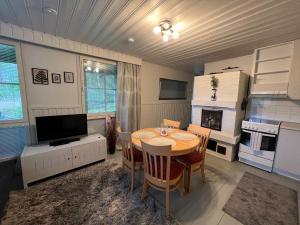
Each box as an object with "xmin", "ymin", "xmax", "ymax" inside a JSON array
[{"xmin": 131, "ymin": 128, "xmax": 200, "ymax": 156}]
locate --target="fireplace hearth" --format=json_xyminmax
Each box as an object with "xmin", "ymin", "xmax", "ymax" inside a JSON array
[{"xmin": 201, "ymin": 109, "xmax": 223, "ymax": 131}]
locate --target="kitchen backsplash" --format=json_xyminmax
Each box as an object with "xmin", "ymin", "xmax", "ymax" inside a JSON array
[{"xmin": 247, "ymin": 98, "xmax": 300, "ymax": 123}]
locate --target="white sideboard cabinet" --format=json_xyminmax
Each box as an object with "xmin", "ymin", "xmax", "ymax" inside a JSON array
[{"xmin": 21, "ymin": 134, "xmax": 107, "ymax": 188}]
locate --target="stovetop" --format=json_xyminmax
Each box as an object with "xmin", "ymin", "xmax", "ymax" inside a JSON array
[
  {"xmin": 242, "ymin": 117, "xmax": 281, "ymax": 134},
  {"xmin": 246, "ymin": 117, "xmax": 281, "ymax": 126}
]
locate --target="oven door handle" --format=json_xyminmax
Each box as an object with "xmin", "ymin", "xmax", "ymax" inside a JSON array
[{"xmin": 261, "ymin": 133, "xmax": 276, "ymax": 138}]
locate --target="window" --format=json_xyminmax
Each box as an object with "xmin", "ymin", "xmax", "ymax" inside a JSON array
[
  {"xmin": 0, "ymin": 43, "xmax": 23, "ymax": 121},
  {"xmin": 83, "ymin": 60, "xmax": 117, "ymax": 115}
]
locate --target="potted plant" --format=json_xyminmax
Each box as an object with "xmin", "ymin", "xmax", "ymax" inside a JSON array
[{"xmin": 210, "ymin": 75, "xmax": 219, "ymax": 101}]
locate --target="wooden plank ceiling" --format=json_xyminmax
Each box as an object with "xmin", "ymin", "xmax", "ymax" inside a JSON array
[{"xmin": 1, "ymin": 0, "xmax": 300, "ymax": 72}]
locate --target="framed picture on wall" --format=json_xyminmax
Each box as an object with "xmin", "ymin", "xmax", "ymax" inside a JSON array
[
  {"xmin": 64, "ymin": 72, "xmax": 74, "ymax": 83},
  {"xmin": 32, "ymin": 68, "xmax": 49, "ymax": 85},
  {"xmin": 51, "ymin": 73, "xmax": 61, "ymax": 84}
]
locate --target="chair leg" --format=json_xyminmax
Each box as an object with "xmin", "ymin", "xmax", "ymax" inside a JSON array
[
  {"xmin": 141, "ymin": 179, "xmax": 149, "ymax": 200},
  {"xmin": 165, "ymin": 188, "xmax": 170, "ymax": 218},
  {"xmin": 187, "ymin": 167, "xmax": 192, "ymax": 193},
  {"xmin": 179, "ymin": 173, "xmax": 185, "ymax": 196},
  {"xmin": 200, "ymin": 163, "xmax": 206, "ymax": 183},
  {"xmin": 130, "ymin": 168, "xmax": 135, "ymax": 193}
]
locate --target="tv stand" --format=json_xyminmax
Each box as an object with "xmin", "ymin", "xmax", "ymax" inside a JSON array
[
  {"xmin": 21, "ymin": 134, "xmax": 107, "ymax": 188},
  {"xmin": 50, "ymin": 137, "xmax": 80, "ymax": 146}
]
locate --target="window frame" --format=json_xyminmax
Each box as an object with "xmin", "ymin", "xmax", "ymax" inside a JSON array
[
  {"xmin": 0, "ymin": 39, "xmax": 28, "ymax": 127},
  {"xmin": 80, "ymin": 56, "xmax": 117, "ymax": 119}
]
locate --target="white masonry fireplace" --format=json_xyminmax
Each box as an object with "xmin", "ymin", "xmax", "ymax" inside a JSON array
[{"xmin": 192, "ymin": 71, "xmax": 249, "ymax": 161}]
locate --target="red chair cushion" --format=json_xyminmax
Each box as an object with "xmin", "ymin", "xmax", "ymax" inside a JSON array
[
  {"xmin": 151, "ymin": 158, "xmax": 184, "ymax": 180},
  {"xmin": 168, "ymin": 160, "xmax": 184, "ymax": 180},
  {"xmin": 132, "ymin": 148, "xmax": 143, "ymax": 162},
  {"xmin": 177, "ymin": 151, "xmax": 204, "ymax": 165}
]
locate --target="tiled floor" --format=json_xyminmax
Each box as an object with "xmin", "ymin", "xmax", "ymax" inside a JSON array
[{"xmin": 109, "ymin": 151, "xmax": 300, "ymax": 225}]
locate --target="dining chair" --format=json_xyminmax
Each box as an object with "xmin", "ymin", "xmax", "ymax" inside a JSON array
[
  {"xmin": 141, "ymin": 141, "xmax": 184, "ymax": 217},
  {"xmin": 176, "ymin": 124, "xmax": 211, "ymax": 192},
  {"xmin": 163, "ymin": 119, "xmax": 181, "ymax": 129},
  {"xmin": 118, "ymin": 131, "xmax": 143, "ymax": 193}
]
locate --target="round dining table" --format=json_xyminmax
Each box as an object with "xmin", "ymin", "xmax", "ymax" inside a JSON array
[{"xmin": 131, "ymin": 127, "xmax": 200, "ymax": 156}]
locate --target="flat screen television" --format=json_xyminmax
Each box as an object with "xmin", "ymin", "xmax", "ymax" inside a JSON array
[
  {"xmin": 159, "ymin": 78, "xmax": 187, "ymax": 100},
  {"xmin": 36, "ymin": 114, "xmax": 88, "ymax": 144}
]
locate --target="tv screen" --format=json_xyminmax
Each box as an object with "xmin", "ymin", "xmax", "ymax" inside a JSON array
[
  {"xmin": 159, "ymin": 78, "xmax": 187, "ymax": 100},
  {"xmin": 36, "ymin": 114, "xmax": 88, "ymax": 142}
]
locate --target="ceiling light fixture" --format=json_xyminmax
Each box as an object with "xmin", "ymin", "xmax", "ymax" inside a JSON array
[
  {"xmin": 44, "ymin": 7, "xmax": 58, "ymax": 16},
  {"xmin": 153, "ymin": 20, "xmax": 181, "ymax": 42},
  {"xmin": 128, "ymin": 37, "xmax": 135, "ymax": 43}
]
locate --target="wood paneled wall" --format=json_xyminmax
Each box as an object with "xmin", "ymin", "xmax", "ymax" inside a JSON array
[{"xmin": 141, "ymin": 102, "xmax": 191, "ymax": 129}]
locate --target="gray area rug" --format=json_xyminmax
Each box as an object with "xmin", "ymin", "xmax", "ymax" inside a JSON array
[
  {"xmin": 1, "ymin": 160, "xmax": 181, "ymax": 225},
  {"xmin": 223, "ymin": 172, "xmax": 299, "ymax": 225}
]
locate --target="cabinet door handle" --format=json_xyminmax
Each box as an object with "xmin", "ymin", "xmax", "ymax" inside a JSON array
[
  {"xmin": 67, "ymin": 157, "xmax": 70, "ymax": 160},
  {"xmin": 75, "ymin": 156, "xmax": 77, "ymax": 159}
]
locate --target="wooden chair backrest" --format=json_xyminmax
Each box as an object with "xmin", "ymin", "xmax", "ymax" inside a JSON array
[
  {"xmin": 163, "ymin": 119, "xmax": 181, "ymax": 129},
  {"xmin": 187, "ymin": 124, "xmax": 211, "ymax": 154},
  {"xmin": 118, "ymin": 131, "xmax": 134, "ymax": 164},
  {"xmin": 141, "ymin": 141, "xmax": 172, "ymax": 185}
]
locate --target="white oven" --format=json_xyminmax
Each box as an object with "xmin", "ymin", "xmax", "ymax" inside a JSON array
[{"xmin": 238, "ymin": 118, "xmax": 280, "ymax": 172}]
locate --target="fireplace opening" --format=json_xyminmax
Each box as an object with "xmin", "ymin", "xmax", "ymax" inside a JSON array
[{"xmin": 201, "ymin": 109, "xmax": 223, "ymax": 131}]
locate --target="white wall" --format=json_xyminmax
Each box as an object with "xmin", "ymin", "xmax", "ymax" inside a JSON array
[
  {"xmin": 204, "ymin": 55, "xmax": 253, "ymax": 75},
  {"xmin": 141, "ymin": 62, "xmax": 193, "ymax": 128},
  {"xmin": 204, "ymin": 51, "xmax": 300, "ymax": 123},
  {"xmin": 6, "ymin": 40, "xmax": 193, "ymax": 144},
  {"xmin": 21, "ymin": 43, "xmax": 81, "ymax": 109}
]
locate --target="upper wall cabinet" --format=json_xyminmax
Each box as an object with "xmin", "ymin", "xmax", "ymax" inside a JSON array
[
  {"xmin": 289, "ymin": 40, "xmax": 300, "ymax": 99},
  {"xmin": 251, "ymin": 40, "xmax": 300, "ymax": 99}
]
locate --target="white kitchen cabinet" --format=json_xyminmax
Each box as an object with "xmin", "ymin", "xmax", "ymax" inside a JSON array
[
  {"xmin": 273, "ymin": 122, "xmax": 300, "ymax": 181},
  {"xmin": 21, "ymin": 134, "xmax": 107, "ymax": 188},
  {"xmin": 288, "ymin": 39, "xmax": 300, "ymax": 99},
  {"xmin": 250, "ymin": 40, "xmax": 300, "ymax": 99}
]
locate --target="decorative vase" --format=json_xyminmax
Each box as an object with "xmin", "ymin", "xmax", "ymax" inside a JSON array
[
  {"xmin": 106, "ymin": 116, "xmax": 117, "ymax": 154},
  {"xmin": 211, "ymin": 88, "xmax": 217, "ymax": 101}
]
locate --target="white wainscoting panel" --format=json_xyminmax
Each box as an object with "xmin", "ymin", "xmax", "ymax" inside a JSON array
[
  {"xmin": 30, "ymin": 105, "xmax": 82, "ymax": 123},
  {"xmin": 141, "ymin": 102, "xmax": 191, "ymax": 129}
]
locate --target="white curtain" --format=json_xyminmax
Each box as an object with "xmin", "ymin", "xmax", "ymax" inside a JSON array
[{"xmin": 116, "ymin": 62, "xmax": 141, "ymax": 132}]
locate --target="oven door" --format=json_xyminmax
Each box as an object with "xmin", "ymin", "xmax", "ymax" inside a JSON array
[
  {"xmin": 240, "ymin": 130, "xmax": 255, "ymax": 152},
  {"xmin": 259, "ymin": 133, "xmax": 277, "ymax": 151},
  {"xmin": 254, "ymin": 133, "xmax": 277, "ymax": 160}
]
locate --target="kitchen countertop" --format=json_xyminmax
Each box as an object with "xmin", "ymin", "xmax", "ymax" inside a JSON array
[{"xmin": 280, "ymin": 121, "xmax": 300, "ymax": 131}]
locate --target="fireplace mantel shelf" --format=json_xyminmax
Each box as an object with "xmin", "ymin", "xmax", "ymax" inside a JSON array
[
  {"xmin": 191, "ymin": 99, "xmax": 239, "ymax": 109},
  {"xmin": 210, "ymin": 130, "xmax": 240, "ymax": 145}
]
